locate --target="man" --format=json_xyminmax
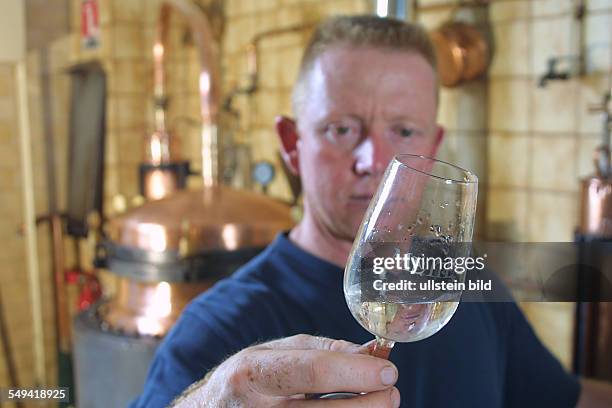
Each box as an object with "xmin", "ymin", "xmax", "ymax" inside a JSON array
[{"xmin": 131, "ymin": 16, "xmax": 612, "ymax": 407}]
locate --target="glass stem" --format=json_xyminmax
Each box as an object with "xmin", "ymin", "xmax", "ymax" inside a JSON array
[{"xmin": 370, "ymin": 336, "xmax": 395, "ymax": 359}]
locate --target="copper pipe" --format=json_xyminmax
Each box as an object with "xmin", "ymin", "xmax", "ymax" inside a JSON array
[
  {"xmin": 244, "ymin": 24, "xmax": 314, "ymax": 96},
  {"xmin": 51, "ymin": 214, "xmax": 71, "ymax": 353},
  {"xmin": 153, "ymin": 0, "xmax": 221, "ymax": 188},
  {"xmin": 414, "ymin": 0, "xmax": 489, "ymax": 14},
  {"xmin": 222, "ymin": 23, "xmax": 313, "ymax": 119}
]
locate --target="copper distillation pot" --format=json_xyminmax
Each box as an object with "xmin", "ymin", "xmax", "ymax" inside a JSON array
[{"xmin": 93, "ymin": 0, "xmax": 294, "ymax": 338}]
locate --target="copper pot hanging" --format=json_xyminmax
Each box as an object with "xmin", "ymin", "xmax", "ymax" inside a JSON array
[{"xmin": 430, "ymin": 22, "xmax": 489, "ymax": 87}]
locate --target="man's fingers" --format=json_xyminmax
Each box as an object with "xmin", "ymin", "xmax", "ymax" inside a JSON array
[
  {"xmin": 256, "ymin": 334, "xmax": 364, "ymax": 354},
  {"xmin": 241, "ymin": 349, "xmax": 398, "ymax": 396},
  {"xmin": 287, "ymin": 387, "xmax": 401, "ymax": 408}
]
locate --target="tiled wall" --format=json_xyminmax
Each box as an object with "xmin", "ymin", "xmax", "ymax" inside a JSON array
[
  {"xmin": 485, "ymin": 0, "xmax": 611, "ymax": 369},
  {"xmin": 486, "ymin": 0, "xmax": 610, "ymax": 244}
]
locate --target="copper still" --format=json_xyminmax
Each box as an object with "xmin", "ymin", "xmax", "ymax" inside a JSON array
[
  {"xmin": 573, "ymin": 86, "xmax": 612, "ymax": 382},
  {"xmin": 95, "ymin": 0, "xmax": 294, "ymax": 338}
]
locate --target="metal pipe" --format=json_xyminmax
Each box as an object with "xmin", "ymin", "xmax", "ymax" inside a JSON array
[
  {"xmin": 248, "ymin": 23, "xmax": 314, "ymax": 86},
  {"xmin": 223, "ymin": 23, "xmax": 314, "ymax": 114},
  {"xmin": 153, "ymin": 0, "xmax": 221, "ymax": 188},
  {"xmin": 16, "ymin": 60, "xmax": 47, "ymax": 386},
  {"xmin": 0, "ymin": 290, "xmax": 24, "ymax": 408},
  {"xmin": 575, "ymin": 0, "xmax": 587, "ymax": 77},
  {"xmin": 51, "ymin": 214, "xmax": 71, "ymax": 353},
  {"xmin": 414, "ymin": 0, "xmax": 489, "ymax": 13}
]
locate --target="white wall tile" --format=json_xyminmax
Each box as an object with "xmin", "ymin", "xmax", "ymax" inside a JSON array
[
  {"xmin": 526, "ymin": 191, "xmax": 577, "ymax": 241},
  {"xmin": 584, "ymin": 12, "xmax": 612, "ymax": 74},
  {"xmin": 490, "ymin": 20, "xmax": 531, "ymax": 76},
  {"xmin": 489, "ymin": 132, "xmax": 530, "ymax": 187},
  {"xmin": 489, "ymin": 0, "xmax": 530, "ymax": 22},
  {"xmin": 531, "ymin": 79, "xmax": 578, "ymax": 132},
  {"xmin": 531, "ymin": 0, "xmax": 574, "ymax": 17},
  {"xmin": 486, "ymin": 188, "xmax": 529, "ymax": 241},
  {"xmin": 530, "ymin": 136, "xmax": 577, "ymax": 192},
  {"xmin": 489, "ymin": 78, "xmax": 530, "ymax": 132}
]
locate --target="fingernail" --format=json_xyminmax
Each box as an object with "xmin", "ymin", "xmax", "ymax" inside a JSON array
[
  {"xmin": 391, "ymin": 387, "xmax": 401, "ymax": 408},
  {"xmin": 380, "ymin": 366, "xmax": 397, "ymax": 385}
]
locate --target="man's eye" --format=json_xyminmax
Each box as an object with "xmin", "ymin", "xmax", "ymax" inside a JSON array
[
  {"xmin": 398, "ymin": 128, "xmax": 414, "ymax": 138},
  {"xmin": 325, "ymin": 124, "xmax": 358, "ymax": 141},
  {"xmin": 337, "ymin": 126, "xmax": 350, "ymax": 135}
]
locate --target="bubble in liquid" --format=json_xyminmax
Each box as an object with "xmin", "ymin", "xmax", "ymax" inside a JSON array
[
  {"xmin": 429, "ymin": 224, "xmax": 442, "ymax": 236},
  {"xmin": 416, "ymin": 216, "xmax": 424, "ymax": 224},
  {"xmin": 440, "ymin": 201, "xmax": 449, "ymax": 209}
]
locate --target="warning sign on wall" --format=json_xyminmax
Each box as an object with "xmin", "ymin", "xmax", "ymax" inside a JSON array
[{"xmin": 81, "ymin": 0, "xmax": 100, "ymax": 49}]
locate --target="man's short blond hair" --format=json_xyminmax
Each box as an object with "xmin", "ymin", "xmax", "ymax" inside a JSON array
[{"xmin": 292, "ymin": 15, "xmax": 438, "ymax": 115}]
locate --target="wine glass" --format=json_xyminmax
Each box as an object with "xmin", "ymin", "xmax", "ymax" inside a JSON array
[{"xmin": 344, "ymin": 154, "xmax": 478, "ymax": 358}]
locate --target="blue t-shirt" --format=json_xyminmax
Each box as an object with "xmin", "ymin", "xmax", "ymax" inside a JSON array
[{"xmin": 130, "ymin": 233, "xmax": 581, "ymax": 407}]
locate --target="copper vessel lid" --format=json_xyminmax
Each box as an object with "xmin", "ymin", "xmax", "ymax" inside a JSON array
[{"xmin": 108, "ymin": 186, "xmax": 294, "ymax": 253}]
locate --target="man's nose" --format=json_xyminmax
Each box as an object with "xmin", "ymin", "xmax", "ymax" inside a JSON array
[{"xmin": 352, "ymin": 137, "xmax": 394, "ymax": 176}]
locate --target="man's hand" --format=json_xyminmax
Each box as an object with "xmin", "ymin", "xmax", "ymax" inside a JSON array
[
  {"xmin": 577, "ymin": 379, "xmax": 612, "ymax": 408},
  {"xmin": 171, "ymin": 334, "xmax": 401, "ymax": 407}
]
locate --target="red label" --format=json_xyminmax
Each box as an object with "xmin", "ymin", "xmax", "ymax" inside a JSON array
[{"xmin": 81, "ymin": 0, "xmax": 100, "ymax": 48}]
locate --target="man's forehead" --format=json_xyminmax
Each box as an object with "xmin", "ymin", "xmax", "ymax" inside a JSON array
[
  {"xmin": 303, "ymin": 46, "xmax": 438, "ymax": 118},
  {"xmin": 313, "ymin": 46, "xmax": 436, "ymax": 84}
]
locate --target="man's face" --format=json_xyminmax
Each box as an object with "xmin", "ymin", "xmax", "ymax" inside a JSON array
[{"xmin": 295, "ymin": 46, "xmax": 441, "ymax": 241}]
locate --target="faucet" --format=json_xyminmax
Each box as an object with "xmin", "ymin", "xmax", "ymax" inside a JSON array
[{"xmin": 538, "ymin": 57, "xmax": 571, "ymax": 87}]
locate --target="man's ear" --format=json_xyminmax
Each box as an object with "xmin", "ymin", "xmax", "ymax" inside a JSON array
[
  {"xmin": 275, "ymin": 115, "xmax": 300, "ymax": 175},
  {"xmin": 429, "ymin": 125, "xmax": 445, "ymax": 157}
]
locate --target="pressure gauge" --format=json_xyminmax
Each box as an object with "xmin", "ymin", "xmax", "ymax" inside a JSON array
[{"xmin": 251, "ymin": 161, "xmax": 275, "ymax": 188}]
